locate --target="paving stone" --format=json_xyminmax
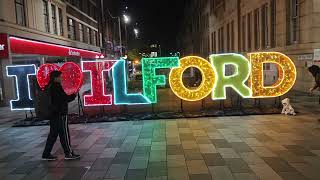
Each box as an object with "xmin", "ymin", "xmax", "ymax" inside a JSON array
[
  {"xmin": 218, "ymin": 148, "xmax": 240, "ymax": 158},
  {"xmin": 129, "ymin": 157, "xmax": 149, "ymax": 169},
  {"xmin": 189, "ymin": 174, "xmax": 211, "ymax": 180},
  {"xmin": 278, "ymin": 171, "xmax": 308, "ymax": 180},
  {"xmin": 184, "ymin": 149, "xmax": 203, "ymax": 160},
  {"xmin": 166, "ymin": 145, "xmax": 184, "ymax": 155},
  {"xmin": 285, "ymin": 145, "xmax": 317, "ymax": 156},
  {"xmin": 62, "ymin": 167, "xmax": 88, "ymax": 180},
  {"xmin": 195, "ymin": 138, "xmax": 212, "ymax": 144},
  {"xmin": 262, "ymin": 157, "xmax": 297, "ymax": 172},
  {"xmin": 81, "ymin": 170, "xmax": 106, "ymax": 180},
  {"xmin": 233, "ymin": 173, "xmax": 259, "ymax": 180},
  {"xmin": 208, "ymin": 166, "xmax": 234, "ymax": 180},
  {"xmin": 290, "ymin": 163, "xmax": 320, "ymax": 180},
  {"xmin": 186, "ymin": 160, "xmax": 209, "ymax": 174},
  {"xmin": 179, "ymin": 133, "xmax": 195, "ymax": 141},
  {"xmin": 149, "ymin": 150, "xmax": 166, "ymax": 162},
  {"xmin": 0, "ymin": 109, "xmax": 319, "ymax": 180},
  {"xmin": 251, "ymin": 147, "xmax": 277, "ymax": 157},
  {"xmin": 147, "ymin": 162, "xmax": 167, "ymax": 177},
  {"xmin": 202, "ymin": 153, "xmax": 225, "ymax": 166},
  {"xmin": 240, "ymin": 152, "xmax": 265, "ymax": 165},
  {"xmin": 182, "ymin": 141, "xmax": 198, "ymax": 150},
  {"xmin": 91, "ymin": 158, "xmax": 112, "ymax": 170},
  {"xmin": 168, "ymin": 167, "xmax": 189, "ymax": 180},
  {"xmin": 224, "ymin": 158, "xmax": 251, "ymax": 173},
  {"xmin": 249, "ymin": 164, "xmax": 283, "ymax": 180},
  {"xmin": 230, "ymin": 142, "xmax": 253, "ymax": 153},
  {"xmin": 125, "ymin": 169, "xmax": 147, "ymax": 180},
  {"xmin": 112, "ymin": 152, "xmax": 132, "ymax": 164},
  {"xmin": 105, "ymin": 164, "xmax": 128, "ymax": 179},
  {"xmin": 211, "ymin": 139, "xmax": 232, "ymax": 148},
  {"xmin": 199, "ymin": 144, "xmax": 217, "ymax": 153}
]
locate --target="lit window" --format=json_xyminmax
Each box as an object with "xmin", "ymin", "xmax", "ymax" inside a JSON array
[
  {"xmin": 15, "ymin": 0, "xmax": 26, "ymax": 26},
  {"xmin": 67, "ymin": 18, "xmax": 75, "ymax": 40},
  {"xmin": 79, "ymin": 24, "xmax": 84, "ymax": 42},
  {"xmin": 43, "ymin": 0, "xmax": 50, "ymax": 33},
  {"xmin": 51, "ymin": 5, "xmax": 58, "ymax": 35},
  {"xmin": 58, "ymin": 8, "xmax": 64, "ymax": 36}
]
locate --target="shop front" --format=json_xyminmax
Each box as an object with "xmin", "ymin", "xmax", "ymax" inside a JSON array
[{"xmin": 0, "ymin": 33, "xmax": 103, "ymax": 107}]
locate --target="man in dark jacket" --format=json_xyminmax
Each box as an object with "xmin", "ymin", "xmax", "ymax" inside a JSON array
[
  {"xmin": 42, "ymin": 71, "xmax": 80, "ymax": 160},
  {"xmin": 308, "ymin": 65, "xmax": 320, "ymax": 93}
]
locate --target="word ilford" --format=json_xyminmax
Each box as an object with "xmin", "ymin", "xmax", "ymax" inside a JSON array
[{"xmin": 6, "ymin": 52, "xmax": 296, "ymax": 111}]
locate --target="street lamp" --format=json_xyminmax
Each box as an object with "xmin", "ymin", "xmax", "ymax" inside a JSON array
[
  {"xmin": 134, "ymin": 28, "xmax": 139, "ymax": 38},
  {"xmin": 123, "ymin": 14, "xmax": 130, "ymax": 24}
]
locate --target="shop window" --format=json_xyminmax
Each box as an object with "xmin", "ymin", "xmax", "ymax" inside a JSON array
[
  {"xmin": 58, "ymin": 8, "xmax": 64, "ymax": 36},
  {"xmin": 79, "ymin": 24, "xmax": 84, "ymax": 42},
  {"xmin": 67, "ymin": 18, "xmax": 75, "ymax": 40},
  {"xmin": 227, "ymin": 23, "xmax": 230, "ymax": 52},
  {"xmin": 231, "ymin": 20, "xmax": 234, "ymax": 51},
  {"xmin": 241, "ymin": 15, "xmax": 246, "ymax": 52},
  {"xmin": 43, "ymin": 0, "xmax": 50, "ymax": 33},
  {"xmin": 247, "ymin": 13, "xmax": 252, "ymax": 51},
  {"xmin": 93, "ymin": 30, "xmax": 98, "ymax": 46},
  {"xmin": 51, "ymin": 4, "xmax": 58, "ymax": 35},
  {"xmin": 254, "ymin": 8, "xmax": 260, "ymax": 50},
  {"xmin": 287, "ymin": 0, "xmax": 299, "ymax": 44},
  {"xmin": 270, "ymin": 0, "xmax": 276, "ymax": 47},
  {"xmin": 79, "ymin": 0, "xmax": 84, "ymax": 11},
  {"xmin": 15, "ymin": 0, "xmax": 26, "ymax": 26},
  {"xmin": 218, "ymin": 26, "xmax": 224, "ymax": 53},
  {"xmin": 87, "ymin": 27, "xmax": 92, "ymax": 44},
  {"xmin": 262, "ymin": 4, "xmax": 269, "ymax": 48},
  {"xmin": 213, "ymin": 31, "xmax": 216, "ymax": 53}
]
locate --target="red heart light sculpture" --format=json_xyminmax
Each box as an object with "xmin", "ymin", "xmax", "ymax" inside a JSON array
[{"xmin": 37, "ymin": 62, "xmax": 83, "ymax": 95}]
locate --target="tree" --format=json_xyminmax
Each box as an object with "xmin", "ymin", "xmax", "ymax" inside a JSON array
[{"xmin": 127, "ymin": 49, "xmax": 141, "ymax": 61}]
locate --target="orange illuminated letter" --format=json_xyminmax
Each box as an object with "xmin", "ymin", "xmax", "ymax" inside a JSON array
[{"xmin": 249, "ymin": 52, "xmax": 296, "ymax": 98}]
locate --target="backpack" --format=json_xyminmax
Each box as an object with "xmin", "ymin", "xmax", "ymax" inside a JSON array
[{"xmin": 36, "ymin": 85, "xmax": 52, "ymax": 120}]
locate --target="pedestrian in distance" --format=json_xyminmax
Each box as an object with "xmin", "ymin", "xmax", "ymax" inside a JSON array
[
  {"xmin": 308, "ymin": 65, "xmax": 320, "ymax": 93},
  {"xmin": 42, "ymin": 71, "xmax": 80, "ymax": 161},
  {"xmin": 308, "ymin": 65, "xmax": 320, "ymax": 122}
]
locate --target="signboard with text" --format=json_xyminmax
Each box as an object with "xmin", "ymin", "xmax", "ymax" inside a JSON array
[
  {"xmin": 5, "ymin": 52, "xmax": 297, "ymax": 111},
  {"xmin": 0, "ymin": 33, "xmax": 9, "ymax": 58}
]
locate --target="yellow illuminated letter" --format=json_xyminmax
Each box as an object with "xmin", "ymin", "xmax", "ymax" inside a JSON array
[
  {"xmin": 249, "ymin": 52, "xmax": 297, "ymax": 98},
  {"xmin": 169, "ymin": 56, "xmax": 215, "ymax": 101}
]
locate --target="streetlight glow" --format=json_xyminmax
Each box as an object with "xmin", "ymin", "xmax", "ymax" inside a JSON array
[
  {"xmin": 123, "ymin": 14, "xmax": 130, "ymax": 24},
  {"xmin": 134, "ymin": 28, "xmax": 139, "ymax": 37}
]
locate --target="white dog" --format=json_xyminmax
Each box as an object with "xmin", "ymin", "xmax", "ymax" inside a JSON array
[{"xmin": 281, "ymin": 98, "xmax": 296, "ymax": 116}]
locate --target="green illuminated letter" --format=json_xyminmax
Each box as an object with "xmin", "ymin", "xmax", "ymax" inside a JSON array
[
  {"xmin": 142, "ymin": 57, "xmax": 179, "ymax": 103},
  {"xmin": 210, "ymin": 53, "xmax": 252, "ymax": 99}
]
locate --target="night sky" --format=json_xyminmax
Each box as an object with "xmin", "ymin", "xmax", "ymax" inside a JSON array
[{"xmin": 108, "ymin": 0, "xmax": 186, "ymax": 53}]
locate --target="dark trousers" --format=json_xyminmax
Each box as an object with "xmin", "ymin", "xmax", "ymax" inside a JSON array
[{"xmin": 42, "ymin": 115, "xmax": 72, "ymax": 156}]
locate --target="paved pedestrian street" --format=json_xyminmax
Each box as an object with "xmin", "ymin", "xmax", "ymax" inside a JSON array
[{"xmin": 0, "ymin": 112, "xmax": 320, "ymax": 180}]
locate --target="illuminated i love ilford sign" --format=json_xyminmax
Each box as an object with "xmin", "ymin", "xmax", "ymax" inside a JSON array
[{"xmin": 6, "ymin": 52, "xmax": 296, "ymax": 111}]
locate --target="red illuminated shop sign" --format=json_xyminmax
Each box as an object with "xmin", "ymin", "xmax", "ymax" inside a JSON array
[
  {"xmin": 9, "ymin": 37, "xmax": 103, "ymax": 59},
  {"xmin": 0, "ymin": 33, "xmax": 9, "ymax": 58}
]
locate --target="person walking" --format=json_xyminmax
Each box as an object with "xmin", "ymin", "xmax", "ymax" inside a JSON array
[
  {"xmin": 42, "ymin": 71, "xmax": 80, "ymax": 160},
  {"xmin": 308, "ymin": 65, "xmax": 320, "ymax": 93}
]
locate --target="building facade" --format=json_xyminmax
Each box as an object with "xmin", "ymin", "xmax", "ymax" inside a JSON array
[
  {"xmin": 178, "ymin": 0, "xmax": 320, "ymax": 92},
  {"xmin": 0, "ymin": 0, "xmax": 103, "ymax": 106}
]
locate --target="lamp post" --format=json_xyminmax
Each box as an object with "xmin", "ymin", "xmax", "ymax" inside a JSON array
[
  {"xmin": 123, "ymin": 14, "xmax": 130, "ymax": 49},
  {"xmin": 123, "ymin": 14, "xmax": 130, "ymax": 80}
]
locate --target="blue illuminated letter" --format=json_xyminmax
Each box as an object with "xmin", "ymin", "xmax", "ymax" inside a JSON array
[
  {"xmin": 6, "ymin": 65, "xmax": 36, "ymax": 110},
  {"xmin": 112, "ymin": 60, "xmax": 150, "ymax": 105}
]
